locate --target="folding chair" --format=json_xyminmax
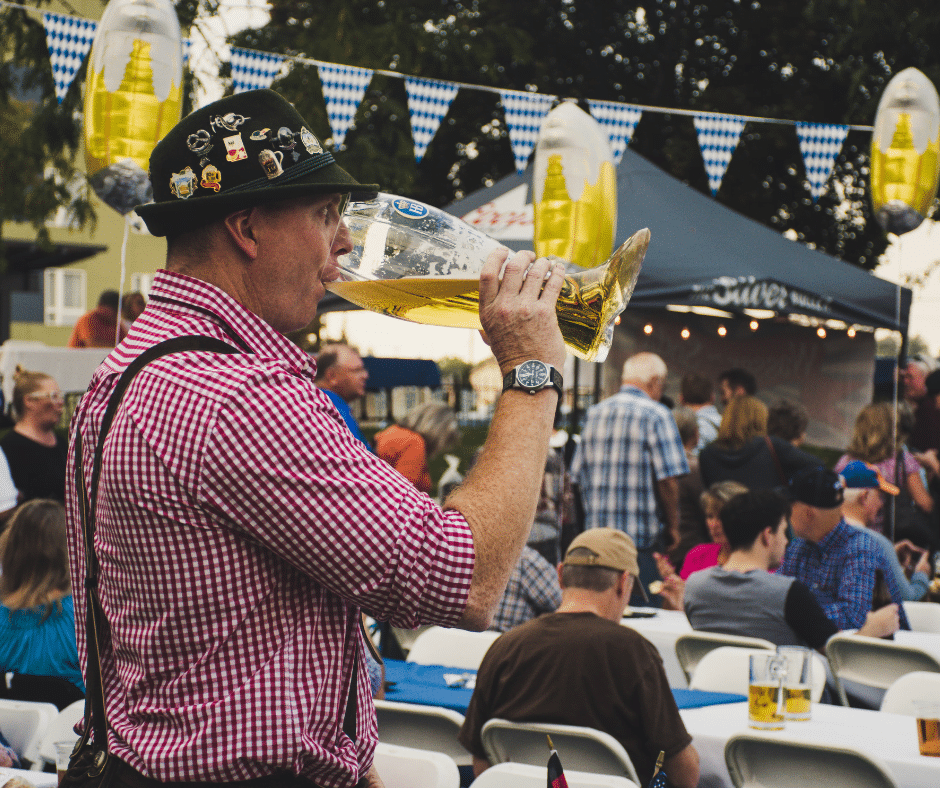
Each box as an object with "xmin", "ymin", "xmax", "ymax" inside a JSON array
[
  {"xmin": 372, "ymin": 742, "xmax": 460, "ymax": 788},
  {"xmin": 471, "ymin": 762, "xmax": 639, "ymax": 788},
  {"xmin": 0, "ymin": 698, "xmax": 59, "ymax": 769},
  {"xmin": 374, "ymin": 699, "xmax": 470, "ymax": 765},
  {"xmin": 674, "ymin": 631, "xmax": 775, "ymax": 684},
  {"xmin": 825, "ymin": 632, "xmax": 940, "ymax": 707},
  {"xmin": 690, "ymin": 646, "xmax": 828, "ymax": 701},
  {"xmin": 902, "ymin": 601, "xmax": 940, "ymax": 634},
  {"xmin": 406, "ymin": 627, "xmax": 501, "ymax": 671},
  {"xmin": 880, "ymin": 671, "xmax": 940, "ymax": 715},
  {"xmin": 724, "ymin": 733, "xmax": 897, "ymax": 788},
  {"xmin": 480, "ymin": 719, "xmax": 640, "ymax": 784},
  {"xmin": 37, "ymin": 698, "xmax": 85, "ymax": 769}
]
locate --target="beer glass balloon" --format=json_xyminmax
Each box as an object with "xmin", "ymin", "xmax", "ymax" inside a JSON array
[{"xmin": 329, "ymin": 194, "xmax": 648, "ymax": 363}]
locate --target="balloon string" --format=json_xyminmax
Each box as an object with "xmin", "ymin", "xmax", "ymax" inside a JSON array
[{"xmin": 115, "ymin": 214, "xmax": 130, "ymax": 346}]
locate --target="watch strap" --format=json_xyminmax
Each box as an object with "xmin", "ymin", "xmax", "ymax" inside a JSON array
[{"xmin": 502, "ymin": 363, "xmax": 563, "ymax": 395}]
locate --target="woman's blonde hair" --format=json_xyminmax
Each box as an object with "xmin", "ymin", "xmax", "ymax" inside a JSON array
[
  {"xmin": 699, "ymin": 480, "xmax": 749, "ymax": 517},
  {"xmin": 0, "ymin": 499, "xmax": 71, "ymax": 616},
  {"xmin": 400, "ymin": 402, "xmax": 460, "ymax": 458},
  {"xmin": 11, "ymin": 366, "xmax": 54, "ymax": 420},
  {"xmin": 715, "ymin": 395, "xmax": 768, "ymax": 450},
  {"xmin": 845, "ymin": 402, "xmax": 899, "ymax": 464}
]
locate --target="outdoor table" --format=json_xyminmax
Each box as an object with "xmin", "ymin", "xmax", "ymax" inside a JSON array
[
  {"xmin": 680, "ymin": 700, "xmax": 940, "ymax": 788},
  {"xmin": 382, "ymin": 659, "xmax": 742, "ymax": 715},
  {"xmin": 620, "ymin": 608, "xmax": 693, "ymax": 688},
  {"xmin": 0, "ymin": 766, "xmax": 58, "ymax": 787}
]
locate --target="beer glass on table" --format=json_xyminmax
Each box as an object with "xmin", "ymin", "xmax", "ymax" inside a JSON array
[
  {"xmin": 776, "ymin": 645, "xmax": 813, "ymax": 721},
  {"xmin": 915, "ymin": 701, "xmax": 940, "ymax": 756},
  {"xmin": 748, "ymin": 653, "xmax": 786, "ymax": 730}
]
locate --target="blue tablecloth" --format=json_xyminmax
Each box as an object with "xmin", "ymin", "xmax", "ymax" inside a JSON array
[{"xmin": 383, "ymin": 660, "xmax": 744, "ymax": 714}]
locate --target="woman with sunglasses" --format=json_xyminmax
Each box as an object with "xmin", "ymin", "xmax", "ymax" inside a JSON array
[{"xmin": 0, "ymin": 367, "xmax": 67, "ymax": 503}]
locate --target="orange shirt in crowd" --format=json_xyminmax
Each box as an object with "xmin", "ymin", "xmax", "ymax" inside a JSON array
[
  {"xmin": 373, "ymin": 424, "xmax": 432, "ymax": 493},
  {"xmin": 67, "ymin": 306, "xmax": 127, "ymax": 348}
]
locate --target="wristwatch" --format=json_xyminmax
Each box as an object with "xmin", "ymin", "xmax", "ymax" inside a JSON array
[{"xmin": 502, "ymin": 360, "xmax": 563, "ymax": 396}]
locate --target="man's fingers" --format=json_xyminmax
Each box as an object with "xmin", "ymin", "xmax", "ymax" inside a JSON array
[{"xmin": 479, "ymin": 247, "xmax": 510, "ymax": 305}]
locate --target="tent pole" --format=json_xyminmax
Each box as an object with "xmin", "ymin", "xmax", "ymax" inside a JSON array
[{"xmin": 570, "ymin": 358, "xmax": 581, "ymax": 438}]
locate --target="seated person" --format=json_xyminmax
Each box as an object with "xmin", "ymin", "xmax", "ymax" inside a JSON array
[
  {"xmin": 0, "ymin": 499, "xmax": 85, "ymax": 694},
  {"xmin": 840, "ymin": 460, "xmax": 931, "ymax": 602},
  {"xmin": 489, "ymin": 544, "xmax": 562, "ymax": 633},
  {"xmin": 459, "ymin": 528, "xmax": 700, "ymax": 788},
  {"xmin": 684, "ymin": 489, "xmax": 899, "ymax": 650},
  {"xmin": 781, "ymin": 467, "xmax": 911, "ymax": 631}
]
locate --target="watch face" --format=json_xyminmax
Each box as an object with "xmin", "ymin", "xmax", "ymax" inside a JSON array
[{"xmin": 518, "ymin": 360, "xmax": 549, "ymax": 388}]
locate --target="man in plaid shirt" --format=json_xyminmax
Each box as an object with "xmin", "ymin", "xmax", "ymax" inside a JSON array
[
  {"xmin": 571, "ymin": 352, "xmax": 689, "ymax": 601},
  {"xmin": 67, "ymin": 90, "xmax": 567, "ymax": 788}
]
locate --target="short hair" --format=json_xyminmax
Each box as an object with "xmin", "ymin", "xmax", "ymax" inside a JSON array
[
  {"xmin": 10, "ymin": 367, "xmax": 55, "ymax": 419},
  {"xmin": 720, "ymin": 490, "xmax": 791, "ymax": 551},
  {"xmin": 98, "ymin": 290, "xmax": 120, "ymax": 310},
  {"xmin": 718, "ymin": 368, "xmax": 757, "ymax": 396},
  {"xmin": 622, "ymin": 352, "xmax": 666, "ymax": 384},
  {"xmin": 842, "ymin": 488, "xmax": 867, "ymax": 506},
  {"xmin": 672, "ymin": 406, "xmax": 699, "ymax": 448},
  {"xmin": 560, "ymin": 547, "xmax": 621, "ymax": 592},
  {"xmin": 767, "ymin": 399, "xmax": 809, "ymax": 443},
  {"xmin": 315, "ymin": 343, "xmax": 359, "ymax": 381},
  {"xmin": 399, "ymin": 401, "xmax": 460, "ymax": 458},
  {"xmin": 681, "ymin": 372, "xmax": 713, "ymax": 405},
  {"xmin": 700, "ymin": 479, "xmax": 749, "ymax": 517},
  {"xmin": 715, "ymin": 395, "xmax": 768, "ymax": 449}
]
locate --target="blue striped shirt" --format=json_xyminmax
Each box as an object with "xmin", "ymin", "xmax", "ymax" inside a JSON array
[{"xmin": 571, "ymin": 385, "xmax": 689, "ymax": 549}]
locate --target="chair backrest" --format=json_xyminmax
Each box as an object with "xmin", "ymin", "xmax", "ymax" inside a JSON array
[
  {"xmin": 0, "ymin": 698, "xmax": 59, "ymax": 768},
  {"xmin": 406, "ymin": 626, "xmax": 502, "ymax": 671},
  {"xmin": 690, "ymin": 646, "xmax": 828, "ymax": 702},
  {"xmin": 374, "ymin": 699, "xmax": 470, "ymax": 765},
  {"xmin": 674, "ymin": 632, "xmax": 776, "ymax": 684},
  {"xmin": 902, "ymin": 601, "xmax": 940, "ymax": 634},
  {"xmin": 37, "ymin": 698, "xmax": 85, "ymax": 768},
  {"xmin": 7, "ymin": 674, "xmax": 85, "ymax": 712},
  {"xmin": 471, "ymin": 762, "xmax": 639, "ymax": 788},
  {"xmin": 372, "ymin": 742, "xmax": 460, "ymax": 788},
  {"xmin": 724, "ymin": 733, "xmax": 898, "ymax": 788},
  {"xmin": 880, "ymin": 670, "xmax": 940, "ymax": 715},
  {"xmin": 480, "ymin": 719, "xmax": 640, "ymax": 784},
  {"xmin": 825, "ymin": 632, "xmax": 940, "ymax": 707}
]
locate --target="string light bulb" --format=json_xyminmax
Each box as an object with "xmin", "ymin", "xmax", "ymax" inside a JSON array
[
  {"xmin": 847, "ymin": 327, "xmax": 856, "ymax": 338},
  {"xmin": 749, "ymin": 320, "xmax": 759, "ymax": 331},
  {"xmin": 717, "ymin": 325, "xmax": 727, "ymax": 337},
  {"xmin": 817, "ymin": 327, "xmax": 826, "ymax": 338},
  {"xmin": 681, "ymin": 328, "xmax": 690, "ymax": 340},
  {"xmin": 644, "ymin": 324, "xmax": 653, "ymax": 335}
]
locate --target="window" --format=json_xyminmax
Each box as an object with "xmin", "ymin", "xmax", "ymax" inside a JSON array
[
  {"xmin": 44, "ymin": 268, "xmax": 86, "ymax": 326},
  {"xmin": 130, "ymin": 272, "xmax": 155, "ymax": 296}
]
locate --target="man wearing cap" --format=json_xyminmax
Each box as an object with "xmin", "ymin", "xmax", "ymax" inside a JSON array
[
  {"xmin": 685, "ymin": 490, "xmax": 900, "ymax": 650},
  {"xmin": 459, "ymin": 528, "xmax": 700, "ymax": 788},
  {"xmin": 66, "ymin": 90, "xmax": 568, "ymax": 788},
  {"xmin": 840, "ymin": 460, "xmax": 931, "ymax": 601},
  {"xmin": 780, "ymin": 467, "xmax": 911, "ymax": 631}
]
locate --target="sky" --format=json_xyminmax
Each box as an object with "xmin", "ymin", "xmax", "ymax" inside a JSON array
[{"xmin": 202, "ymin": 2, "xmax": 940, "ymax": 363}]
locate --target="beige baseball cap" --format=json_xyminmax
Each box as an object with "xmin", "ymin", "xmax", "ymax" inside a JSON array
[{"xmin": 563, "ymin": 528, "xmax": 640, "ymax": 576}]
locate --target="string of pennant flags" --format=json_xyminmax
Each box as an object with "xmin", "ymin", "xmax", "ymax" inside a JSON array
[{"xmin": 33, "ymin": 6, "xmax": 874, "ymax": 202}]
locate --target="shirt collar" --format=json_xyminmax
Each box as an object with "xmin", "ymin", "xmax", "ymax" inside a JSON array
[
  {"xmin": 814, "ymin": 518, "xmax": 850, "ymax": 553},
  {"xmin": 620, "ymin": 384, "xmax": 650, "ymax": 399},
  {"xmin": 146, "ymin": 269, "xmax": 315, "ymax": 377}
]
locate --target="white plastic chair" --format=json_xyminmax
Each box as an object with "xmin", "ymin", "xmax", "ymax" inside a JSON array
[
  {"xmin": 471, "ymin": 762, "xmax": 639, "ymax": 788},
  {"xmin": 880, "ymin": 670, "xmax": 940, "ymax": 714},
  {"xmin": 724, "ymin": 733, "xmax": 898, "ymax": 788},
  {"xmin": 480, "ymin": 719, "xmax": 640, "ymax": 784},
  {"xmin": 37, "ymin": 699, "xmax": 84, "ymax": 769},
  {"xmin": 674, "ymin": 631, "xmax": 775, "ymax": 684},
  {"xmin": 374, "ymin": 699, "xmax": 470, "ymax": 765},
  {"xmin": 903, "ymin": 601, "xmax": 940, "ymax": 633},
  {"xmin": 690, "ymin": 646, "xmax": 827, "ymax": 701},
  {"xmin": 0, "ymin": 698, "xmax": 59, "ymax": 769},
  {"xmin": 406, "ymin": 626, "xmax": 501, "ymax": 671},
  {"xmin": 372, "ymin": 742, "xmax": 460, "ymax": 788},
  {"xmin": 825, "ymin": 632, "xmax": 940, "ymax": 707}
]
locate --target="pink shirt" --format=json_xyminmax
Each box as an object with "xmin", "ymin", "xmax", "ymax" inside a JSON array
[
  {"xmin": 66, "ymin": 270, "xmax": 475, "ymax": 787},
  {"xmin": 679, "ymin": 542, "xmax": 723, "ymax": 580}
]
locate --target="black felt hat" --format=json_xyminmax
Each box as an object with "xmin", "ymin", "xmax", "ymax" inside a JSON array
[{"xmin": 135, "ymin": 89, "xmax": 377, "ymax": 237}]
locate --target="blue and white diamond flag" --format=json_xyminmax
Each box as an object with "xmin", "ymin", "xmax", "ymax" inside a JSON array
[
  {"xmin": 499, "ymin": 89, "xmax": 556, "ymax": 173},
  {"xmin": 230, "ymin": 47, "xmax": 286, "ymax": 94},
  {"xmin": 42, "ymin": 12, "xmax": 97, "ymax": 104},
  {"xmin": 183, "ymin": 38, "xmax": 192, "ymax": 66},
  {"xmin": 796, "ymin": 122, "xmax": 849, "ymax": 201},
  {"xmin": 694, "ymin": 113, "xmax": 747, "ymax": 196},
  {"xmin": 587, "ymin": 100, "xmax": 642, "ymax": 164},
  {"xmin": 405, "ymin": 76, "xmax": 460, "ymax": 163},
  {"xmin": 319, "ymin": 63, "xmax": 374, "ymax": 148}
]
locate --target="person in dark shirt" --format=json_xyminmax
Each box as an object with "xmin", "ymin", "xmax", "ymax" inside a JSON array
[{"xmin": 0, "ymin": 369, "xmax": 67, "ymax": 503}]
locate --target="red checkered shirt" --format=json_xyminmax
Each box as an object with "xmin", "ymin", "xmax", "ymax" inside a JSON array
[{"xmin": 65, "ymin": 270, "xmax": 475, "ymax": 787}]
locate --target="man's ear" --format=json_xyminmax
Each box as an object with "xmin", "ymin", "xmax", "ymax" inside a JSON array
[{"xmin": 223, "ymin": 208, "xmax": 260, "ymax": 259}]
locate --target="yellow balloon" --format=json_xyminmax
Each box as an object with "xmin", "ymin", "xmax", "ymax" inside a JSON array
[
  {"xmin": 83, "ymin": 0, "xmax": 183, "ymax": 178},
  {"xmin": 533, "ymin": 101, "xmax": 617, "ymax": 269},
  {"xmin": 870, "ymin": 67, "xmax": 940, "ymax": 234}
]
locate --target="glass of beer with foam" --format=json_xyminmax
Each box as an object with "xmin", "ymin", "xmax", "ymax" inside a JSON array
[
  {"xmin": 777, "ymin": 646, "xmax": 813, "ymax": 721},
  {"xmin": 748, "ymin": 653, "xmax": 786, "ymax": 730}
]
